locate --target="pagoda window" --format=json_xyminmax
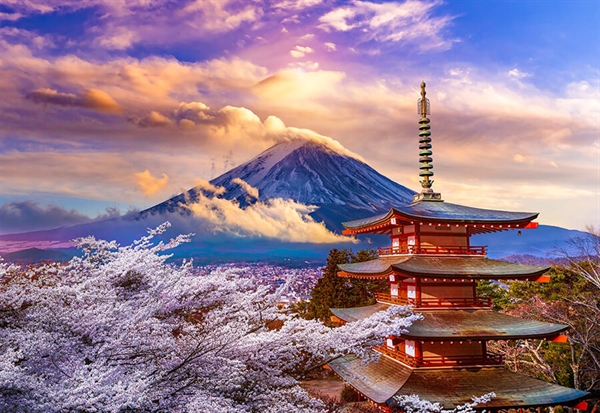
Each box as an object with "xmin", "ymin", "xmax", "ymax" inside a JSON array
[
  {"xmin": 407, "ymin": 236, "xmax": 416, "ymax": 247},
  {"xmin": 407, "ymin": 285, "xmax": 417, "ymax": 300},
  {"xmin": 390, "ymin": 283, "xmax": 399, "ymax": 297},
  {"xmin": 405, "ymin": 340, "xmax": 416, "ymax": 357},
  {"xmin": 387, "ymin": 337, "xmax": 402, "ymax": 350}
]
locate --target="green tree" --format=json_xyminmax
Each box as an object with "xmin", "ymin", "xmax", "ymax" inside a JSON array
[
  {"xmin": 476, "ymin": 280, "xmax": 509, "ymax": 311},
  {"xmin": 293, "ymin": 248, "xmax": 387, "ymax": 325},
  {"xmin": 489, "ymin": 264, "xmax": 599, "ymax": 394}
]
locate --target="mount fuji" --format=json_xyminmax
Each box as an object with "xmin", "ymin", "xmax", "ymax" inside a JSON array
[
  {"xmin": 140, "ymin": 139, "xmax": 415, "ymax": 231},
  {"xmin": 0, "ymin": 138, "xmax": 587, "ymax": 262}
]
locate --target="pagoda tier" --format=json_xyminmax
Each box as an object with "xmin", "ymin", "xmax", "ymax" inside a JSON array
[
  {"xmin": 338, "ymin": 256, "xmax": 549, "ymax": 280},
  {"xmin": 330, "ymin": 306, "xmax": 568, "ymax": 369},
  {"xmin": 342, "ymin": 203, "xmax": 539, "ymax": 236},
  {"xmin": 328, "ymin": 353, "xmax": 589, "ymax": 409},
  {"xmin": 330, "ymin": 306, "xmax": 568, "ymax": 341}
]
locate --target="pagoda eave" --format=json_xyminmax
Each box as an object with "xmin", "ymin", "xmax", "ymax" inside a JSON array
[
  {"xmin": 343, "ymin": 206, "xmax": 540, "ymax": 233},
  {"xmin": 329, "ymin": 353, "xmax": 589, "ymax": 409},
  {"xmin": 338, "ymin": 270, "xmax": 391, "ymax": 279},
  {"xmin": 338, "ymin": 257, "xmax": 550, "ymax": 281},
  {"xmin": 331, "ymin": 306, "xmax": 569, "ymax": 341}
]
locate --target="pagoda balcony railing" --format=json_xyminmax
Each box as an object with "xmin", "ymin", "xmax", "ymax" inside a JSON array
[
  {"xmin": 378, "ymin": 245, "xmax": 486, "ymax": 256},
  {"xmin": 375, "ymin": 345, "xmax": 505, "ymax": 368},
  {"xmin": 376, "ymin": 292, "xmax": 492, "ymax": 308}
]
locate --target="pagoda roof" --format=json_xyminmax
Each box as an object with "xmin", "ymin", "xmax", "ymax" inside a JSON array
[
  {"xmin": 395, "ymin": 366, "xmax": 589, "ymax": 409},
  {"xmin": 330, "ymin": 306, "xmax": 568, "ymax": 340},
  {"xmin": 330, "ymin": 303, "xmax": 391, "ymax": 323},
  {"xmin": 329, "ymin": 353, "xmax": 589, "ymax": 408},
  {"xmin": 338, "ymin": 256, "xmax": 549, "ymax": 280},
  {"xmin": 407, "ymin": 310, "xmax": 568, "ymax": 340},
  {"xmin": 328, "ymin": 354, "xmax": 412, "ymax": 404},
  {"xmin": 342, "ymin": 202, "xmax": 538, "ymax": 231}
]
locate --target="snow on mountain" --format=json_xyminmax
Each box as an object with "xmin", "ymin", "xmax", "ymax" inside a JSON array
[{"xmin": 141, "ymin": 139, "xmax": 416, "ymax": 229}]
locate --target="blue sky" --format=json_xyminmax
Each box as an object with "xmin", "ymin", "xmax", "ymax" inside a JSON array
[{"xmin": 0, "ymin": 0, "xmax": 598, "ymax": 234}]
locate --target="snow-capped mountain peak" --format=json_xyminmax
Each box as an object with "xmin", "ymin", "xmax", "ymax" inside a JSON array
[{"xmin": 141, "ymin": 138, "xmax": 416, "ymax": 230}]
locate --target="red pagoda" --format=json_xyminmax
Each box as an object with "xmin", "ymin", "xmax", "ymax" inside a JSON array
[{"xmin": 327, "ymin": 82, "xmax": 589, "ymax": 412}]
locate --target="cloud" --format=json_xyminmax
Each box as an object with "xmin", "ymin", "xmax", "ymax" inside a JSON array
[
  {"xmin": 294, "ymin": 61, "xmax": 319, "ymax": 70},
  {"xmin": 97, "ymin": 28, "xmax": 137, "ymax": 50},
  {"xmin": 132, "ymin": 111, "xmax": 173, "ymax": 128},
  {"xmin": 290, "ymin": 45, "xmax": 314, "ymax": 58},
  {"xmin": 173, "ymin": 102, "xmax": 217, "ymax": 125},
  {"xmin": 26, "ymin": 88, "xmax": 121, "ymax": 114},
  {"xmin": 508, "ymin": 68, "xmax": 531, "ymax": 79},
  {"xmin": 194, "ymin": 179, "xmax": 227, "ymax": 196},
  {"xmin": 231, "ymin": 178, "xmax": 259, "ymax": 199},
  {"xmin": 134, "ymin": 170, "xmax": 170, "ymax": 196},
  {"xmin": 274, "ymin": 0, "xmax": 323, "ymax": 10},
  {"xmin": 323, "ymin": 42, "xmax": 336, "ymax": 51},
  {"xmin": 185, "ymin": 189, "xmax": 353, "ymax": 244},
  {"xmin": 0, "ymin": 200, "xmax": 122, "ymax": 235},
  {"xmin": 0, "ymin": 27, "xmax": 54, "ymax": 49},
  {"xmin": 3, "ymin": 0, "xmax": 265, "ymax": 49},
  {"xmin": 513, "ymin": 154, "xmax": 526, "ymax": 163},
  {"xmin": 0, "ymin": 12, "xmax": 23, "ymax": 21},
  {"xmin": 318, "ymin": 0, "xmax": 454, "ymax": 51}
]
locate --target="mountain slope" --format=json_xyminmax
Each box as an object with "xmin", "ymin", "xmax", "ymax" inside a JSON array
[
  {"xmin": 2, "ymin": 248, "xmax": 72, "ymax": 264},
  {"xmin": 141, "ymin": 140, "xmax": 416, "ymax": 230}
]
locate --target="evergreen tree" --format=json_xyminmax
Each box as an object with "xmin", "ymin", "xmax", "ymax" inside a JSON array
[{"xmin": 295, "ymin": 248, "xmax": 387, "ymax": 325}]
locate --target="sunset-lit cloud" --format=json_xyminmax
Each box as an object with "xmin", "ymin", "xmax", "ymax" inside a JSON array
[
  {"xmin": 26, "ymin": 88, "xmax": 121, "ymax": 114},
  {"xmin": 135, "ymin": 170, "xmax": 170, "ymax": 196},
  {"xmin": 0, "ymin": 0, "xmax": 597, "ymax": 234},
  {"xmin": 131, "ymin": 111, "xmax": 173, "ymax": 128},
  {"xmin": 185, "ymin": 184, "xmax": 353, "ymax": 243}
]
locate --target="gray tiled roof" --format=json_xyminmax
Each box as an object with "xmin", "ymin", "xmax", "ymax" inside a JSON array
[
  {"xmin": 338, "ymin": 256, "xmax": 549, "ymax": 279},
  {"xmin": 328, "ymin": 354, "xmax": 412, "ymax": 403},
  {"xmin": 329, "ymin": 353, "xmax": 589, "ymax": 408},
  {"xmin": 330, "ymin": 303, "xmax": 391, "ymax": 323},
  {"xmin": 395, "ymin": 367, "xmax": 589, "ymax": 409},
  {"xmin": 406, "ymin": 310, "xmax": 568, "ymax": 340},
  {"xmin": 338, "ymin": 256, "xmax": 409, "ymax": 275},
  {"xmin": 343, "ymin": 202, "xmax": 538, "ymax": 229},
  {"xmin": 329, "ymin": 306, "xmax": 567, "ymax": 340}
]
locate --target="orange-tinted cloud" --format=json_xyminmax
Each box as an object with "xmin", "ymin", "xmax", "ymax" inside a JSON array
[
  {"xmin": 185, "ymin": 188, "xmax": 354, "ymax": 244},
  {"xmin": 135, "ymin": 170, "xmax": 170, "ymax": 196},
  {"xmin": 131, "ymin": 111, "xmax": 173, "ymax": 128},
  {"xmin": 26, "ymin": 88, "xmax": 121, "ymax": 114}
]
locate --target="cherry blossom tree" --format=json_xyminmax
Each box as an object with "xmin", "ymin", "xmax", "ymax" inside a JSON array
[{"xmin": 0, "ymin": 223, "xmax": 422, "ymax": 413}]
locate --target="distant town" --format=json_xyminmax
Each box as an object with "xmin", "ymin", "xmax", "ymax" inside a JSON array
[{"xmin": 195, "ymin": 262, "xmax": 323, "ymax": 305}]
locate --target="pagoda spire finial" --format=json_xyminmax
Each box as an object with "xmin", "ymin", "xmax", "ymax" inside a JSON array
[{"xmin": 413, "ymin": 81, "xmax": 443, "ymax": 203}]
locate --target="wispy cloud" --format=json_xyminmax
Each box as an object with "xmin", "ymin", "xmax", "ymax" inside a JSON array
[{"xmin": 318, "ymin": 0, "xmax": 455, "ymax": 51}]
